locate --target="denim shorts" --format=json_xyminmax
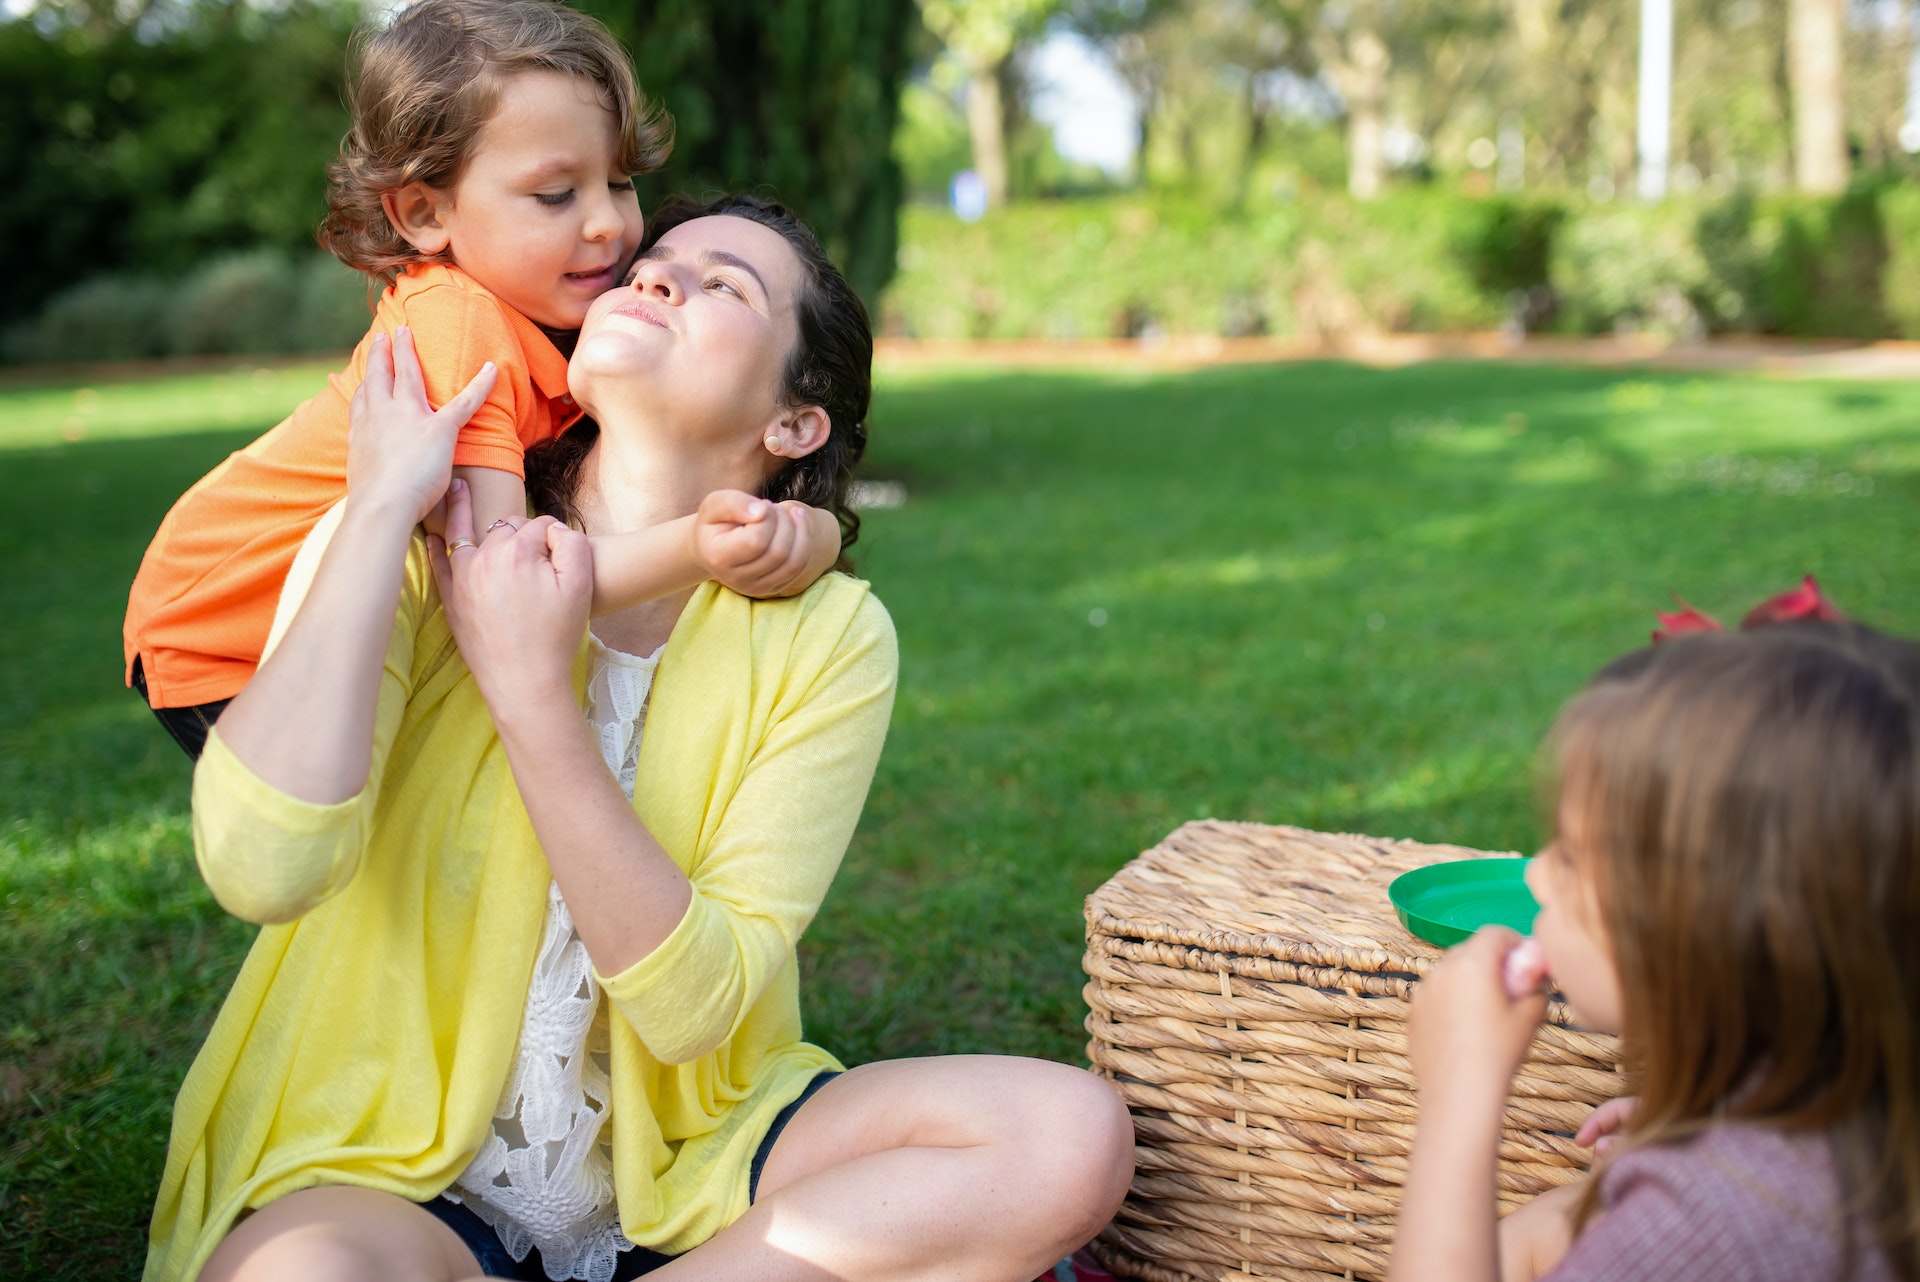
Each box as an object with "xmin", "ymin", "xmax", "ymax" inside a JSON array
[{"xmin": 422, "ymin": 1070, "xmax": 840, "ymax": 1280}]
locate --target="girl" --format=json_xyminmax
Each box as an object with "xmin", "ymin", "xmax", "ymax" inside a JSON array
[{"xmin": 1392, "ymin": 615, "xmax": 1918, "ymax": 1282}]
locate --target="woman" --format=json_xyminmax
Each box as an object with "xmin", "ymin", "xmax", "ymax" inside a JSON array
[{"xmin": 148, "ymin": 196, "xmax": 1134, "ymax": 1282}]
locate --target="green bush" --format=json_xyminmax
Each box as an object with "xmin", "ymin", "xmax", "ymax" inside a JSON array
[
  {"xmin": 1880, "ymin": 185, "xmax": 1920, "ymax": 338},
  {"xmin": 1550, "ymin": 201, "xmax": 1719, "ymax": 336},
  {"xmin": 882, "ymin": 197, "xmax": 1295, "ymax": 340},
  {"xmin": 3, "ymin": 251, "xmax": 366, "ymax": 364},
  {"xmin": 1454, "ymin": 197, "xmax": 1564, "ymax": 298},
  {"xmin": 1756, "ymin": 189, "xmax": 1892, "ymax": 339},
  {"xmin": 880, "ymin": 190, "xmax": 1503, "ymax": 341},
  {"xmin": 2, "ymin": 276, "xmax": 175, "ymax": 363},
  {"xmin": 173, "ymin": 252, "xmax": 304, "ymax": 356},
  {"xmin": 290, "ymin": 256, "xmax": 375, "ymax": 354},
  {"xmin": 16, "ymin": 182, "xmax": 1920, "ymax": 362},
  {"xmin": 883, "ymin": 183, "xmax": 1920, "ymax": 342}
]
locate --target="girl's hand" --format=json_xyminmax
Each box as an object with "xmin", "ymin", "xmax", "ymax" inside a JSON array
[
  {"xmin": 1575, "ymin": 1095, "xmax": 1641, "ymax": 1159},
  {"xmin": 1497, "ymin": 1181, "xmax": 1585, "ymax": 1282},
  {"xmin": 1409, "ymin": 927, "xmax": 1551, "ymax": 1112},
  {"xmin": 692, "ymin": 490, "xmax": 821, "ymax": 599},
  {"xmin": 429, "ymin": 478, "xmax": 590, "ymax": 717},
  {"xmin": 347, "ymin": 327, "xmax": 496, "ymax": 526}
]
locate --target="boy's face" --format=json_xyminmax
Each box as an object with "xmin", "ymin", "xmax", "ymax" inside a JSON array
[{"xmin": 406, "ymin": 70, "xmax": 643, "ymax": 330}]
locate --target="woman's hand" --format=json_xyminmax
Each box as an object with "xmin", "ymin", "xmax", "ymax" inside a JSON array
[
  {"xmin": 1410, "ymin": 927, "xmax": 1551, "ymax": 1112},
  {"xmin": 347, "ymin": 327, "xmax": 496, "ymax": 527},
  {"xmin": 693, "ymin": 490, "xmax": 830, "ymax": 599},
  {"xmin": 429, "ymin": 479, "xmax": 591, "ymax": 719}
]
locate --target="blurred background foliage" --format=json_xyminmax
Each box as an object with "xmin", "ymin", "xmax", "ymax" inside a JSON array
[{"xmin": 2, "ymin": 0, "xmax": 1918, "ymax": 361}]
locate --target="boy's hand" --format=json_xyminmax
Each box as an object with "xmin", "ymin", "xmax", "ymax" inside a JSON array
[
  {"xmin": 694, "ymin": 491, "xmax": 837, "ymax": 599},
  {"xmin": 1409, "ymin": 927, "xmax": 1550, "ymax": 1113},
  {"xmin": 347, "ymin": 327, "xmax": 496, "ymax": 526}
]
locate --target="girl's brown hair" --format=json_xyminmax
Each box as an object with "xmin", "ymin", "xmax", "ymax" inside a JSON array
[
  {"xmin": 319, "ymin": 0, "xmax": 673, "ymax": 282},
  {"xmin": 1549, "ymin": 622, "xmax": 1920, "ymax": 1277},
  {"xmin": 527, "ymin": 193, "xmax": 872, "ymax": 570}
]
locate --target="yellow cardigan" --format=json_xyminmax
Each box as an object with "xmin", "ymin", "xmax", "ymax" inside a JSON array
[{"xmin": 144, "ymin": 535, "xmax": 897, "ymax": 1282}]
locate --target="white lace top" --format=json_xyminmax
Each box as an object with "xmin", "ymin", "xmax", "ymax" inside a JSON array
[{"xmin": 446, "ymin": 635, "xmax": 661, "ymax": 1282}]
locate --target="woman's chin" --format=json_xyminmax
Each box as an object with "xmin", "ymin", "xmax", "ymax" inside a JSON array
[{"xmin": 569, "ymin": 331, "xmax": 662, "ymax": 399}]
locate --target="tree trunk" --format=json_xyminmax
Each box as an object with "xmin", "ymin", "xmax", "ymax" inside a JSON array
[
  {"xmin": 1787, "ymin": 0, "xmax": 1848, "ymax": 192},
  {"xmin": 1345, "ymin": 23, "xmax": 1389, "ymax": 199},
  {"xmin": 966, "ymin": 65, "xmax": 1009, "ymax": 210}
]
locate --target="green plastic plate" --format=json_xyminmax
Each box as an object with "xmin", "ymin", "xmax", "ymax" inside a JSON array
[{"xmin": 1389, "ymin": 858, "xmax": 1540, "ymax": 948}]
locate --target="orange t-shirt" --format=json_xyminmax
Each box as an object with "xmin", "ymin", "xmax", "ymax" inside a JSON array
[{"xmin": 125, "ymin": 263, "xmax": 583, "ymax": 709}]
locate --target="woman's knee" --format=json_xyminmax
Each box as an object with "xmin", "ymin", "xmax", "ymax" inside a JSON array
[
  {"xmin": 199, "ymin": 1186, "xmax": 479, "ymax": 1282},
  {"xmin": 1050, "ymin": 1067, "xmax": 1136, "ymax": 1225},
  {"xmin": 986, "ymin": 1060, "xmax": 1135, "ymax": 1236}
]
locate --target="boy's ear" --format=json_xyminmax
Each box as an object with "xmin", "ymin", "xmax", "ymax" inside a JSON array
[
  {"xmin": 382, "ymin": 183, "xmax": 453, "ymax": 257},
  {"xmin": 765, "ymin": 405, "xmax": 831, "ymax": 460}
]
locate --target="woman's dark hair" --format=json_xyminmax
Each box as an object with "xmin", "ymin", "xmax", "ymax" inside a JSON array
[
  {"xmin": 1547, "ymin": 621, "xmax": 1920, "ymax": 1277},
  {"xmin": 526, "ymin": 192, "xmax": 872, "ymax": 570}
]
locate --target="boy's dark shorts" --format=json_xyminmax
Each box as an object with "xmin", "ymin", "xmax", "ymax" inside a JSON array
[{"xmin": 131, "ymin": 657, "xmax": 228, "ymax": 760}]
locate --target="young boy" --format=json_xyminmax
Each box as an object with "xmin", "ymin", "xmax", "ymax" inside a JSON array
[{"xmin": 125, "ymin": 0, "xmax": 838, "ymax": 757}]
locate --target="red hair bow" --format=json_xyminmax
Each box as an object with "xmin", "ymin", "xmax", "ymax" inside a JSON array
[{"xmin": 1652, "ymin": 575, "xmax": 1844, "ymax": 643}]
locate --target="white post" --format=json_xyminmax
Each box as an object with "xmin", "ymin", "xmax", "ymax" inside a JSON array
[
  {"xmin": 1907, "ymin": 18, "xmax": 1920, "ymax": 153},
  {"xmin": 1636, "ymin": 0, "xmax": 1673, "ymax": 199}
]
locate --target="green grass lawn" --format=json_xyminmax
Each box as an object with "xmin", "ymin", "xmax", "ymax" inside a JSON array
[{"xmin": 3, "ymin": 356, "xmax": 1916, "ymax": 1278}]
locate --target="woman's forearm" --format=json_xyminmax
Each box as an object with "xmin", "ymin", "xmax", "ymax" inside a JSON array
[
  {"xmin": 488, "ymin": 686, "xmax": 693, "ymax": 975},
  {"xmin": 214, "ymin": 493, "xmax": 419, "ymax": 804}
]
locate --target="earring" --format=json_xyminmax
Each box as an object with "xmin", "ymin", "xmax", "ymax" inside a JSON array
[{"xmin": 764, "ymin": 435, "xmax": 782, "ymax": 454}]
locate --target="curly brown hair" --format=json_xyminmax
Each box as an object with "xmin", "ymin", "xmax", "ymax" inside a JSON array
[{"xmin": 318, "ymin": 0, "xmax": 672, "ymax": 282}]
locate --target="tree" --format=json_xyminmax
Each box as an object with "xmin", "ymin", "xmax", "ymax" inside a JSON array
[
  {"xmin": 1787, "ymin": 0, "xmax": 1847, "ymax": 191},
  {"xmin": 577, "ymin": 0, "xmax": 917, "ymax": 304},
  {"xmin": 1317, "ymin": 0, "xmax": 1391, "ymax": 197},
  {"xmin": 1066, "ymin": 0, "xmax": 1314, "ymax": 201},
  {"xmin": 0, "ymin": 0, "xmax": 356, "ymax": 328},
  {"xmin": 917, "ymin": 0, "xmax": 1060, "ymax": 208}
]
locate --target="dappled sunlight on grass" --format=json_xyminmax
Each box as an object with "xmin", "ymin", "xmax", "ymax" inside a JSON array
[
  {"xmin": 2, "ymin": 356, "xmax": 1917, "ymax": 1278},
  {"xmin": 0, "ymin": 361, "xmax": 338, "ymax": 452}
]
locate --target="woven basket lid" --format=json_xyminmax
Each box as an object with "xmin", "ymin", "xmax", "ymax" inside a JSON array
[{"xmin": 1085, "ymin": 819, "xmax": 1521, "ymax": 981}]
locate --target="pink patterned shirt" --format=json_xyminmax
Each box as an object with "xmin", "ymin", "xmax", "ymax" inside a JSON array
[{"xmin": 1546, "ymin": 1123, "xmax": 1896, "ymax": 1282}]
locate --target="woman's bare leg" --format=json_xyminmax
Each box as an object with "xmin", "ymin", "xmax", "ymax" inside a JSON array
[
  {"xmin": 657, "ymin": 1054, "xmax": 1135, "ymax": 1282},
  {"xmin": 198, "ymin": 1185, "xmax": 487, "ymax": 1282}
]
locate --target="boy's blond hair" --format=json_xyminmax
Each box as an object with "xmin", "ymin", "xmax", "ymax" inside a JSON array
[{"xmin": 319, "ymin": 0, "xmax": 672, "ymax": 281}]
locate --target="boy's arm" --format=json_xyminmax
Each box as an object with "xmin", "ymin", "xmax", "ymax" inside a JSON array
[
  {"xmin": 586, "ymin": 492, "xmax": 843, "ymax": 617},
  {"xmin": 587, "ymin": 516, "xmax": 705, "ymax": 617},
  {"xmin": 441, "ymin": 462, "xmax": 526, "ymax": 545},
  {"xmin": 778, "ymin": 502, "xmax": 843, "ymax": 597}
]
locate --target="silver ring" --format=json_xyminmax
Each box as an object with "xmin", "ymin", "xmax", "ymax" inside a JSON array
[
  {"xmin": 487, "ymin": 518, "xmax": 518, "ymax": 533},
  {"xmin": 446, "ymin": 538, "xmax": 477, "ymax": 553}
]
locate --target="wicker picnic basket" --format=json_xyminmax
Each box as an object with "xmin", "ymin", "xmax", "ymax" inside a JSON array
[{"xmin": 1083, "ymin": 821, "xmax": 1626, "ymax": 1282}]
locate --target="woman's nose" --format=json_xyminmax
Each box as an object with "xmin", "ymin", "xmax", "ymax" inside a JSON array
[{"xmin": 628, "ymin": 259, "xmax": 682, "ymax": 304}]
